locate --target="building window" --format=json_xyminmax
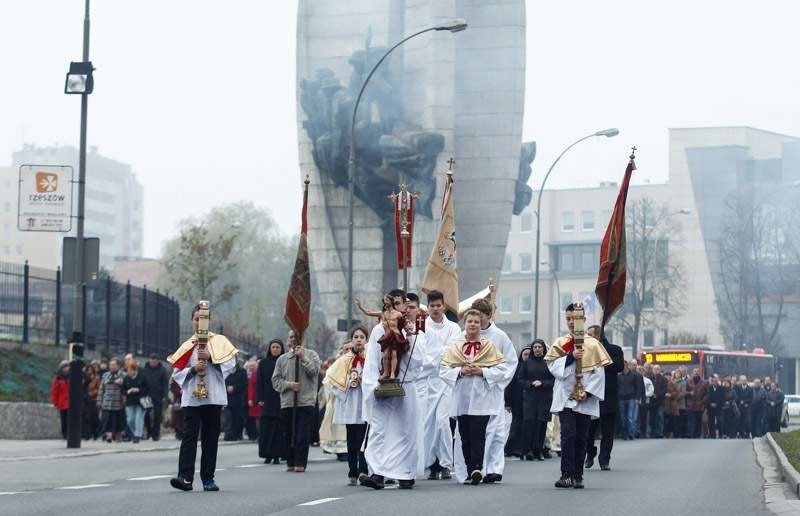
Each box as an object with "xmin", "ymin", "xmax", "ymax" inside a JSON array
[
  {"xmin": 500, "ymin": 296, "xmax": 513, "ymax": 314},
  {"xmin": 521, "ymin": 332, "xmax": 532, "ymax": 346},
  {"xmin": 581, "ymin": 210, "xmax": 595, "ymax": 231},
  {"xmin": 561, "ymin": 212, "xmax": 575, "ymax": 232},
  {"xmin": 520, "ymin": 212, "xmax": 533, "ymax": 233},
  {"xmin": 520, "ymin": 253, "xmax": 532, "ymax": 273},
  {"xmin": 643, "ymin": 329, "xmax": 655, "ymax": 349},
  {"xmin": 555, "ymin": 244, "xmax": 600, "ymax": 273},
  {"xmin": 3, "ymin": 245, "xmax": 9, "ymax": 255},
  {"xmin": 4, "ymin": 202, "xmax": 10, "ymax": 213},
  {"xmin": 16, "ymin": 245, "xmax": 23, "ymax": 256},
  {"xmin": 602, "ymin": 209, "xmax": 612, "ymax": 227},
  {"xmin": 520, "ymin": 295, "xmax": 532, "ymax": 313},
  {"xmin": 502, "ymin": 254, "xmax": 512, "ymax": 273},
  {"xmin": 559, "ymin": 292, "xmax": 573, "ymax": 312}
]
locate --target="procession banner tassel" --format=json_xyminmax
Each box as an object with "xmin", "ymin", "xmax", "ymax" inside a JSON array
[{"xmin": 595, "ymin": 147, "xmax": 636, "ymax": 333}]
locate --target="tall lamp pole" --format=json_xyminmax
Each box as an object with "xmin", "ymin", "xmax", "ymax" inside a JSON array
[
  {"xmin": 345, "ymin": 19, "xmax": 467, "ymax": 328},
  {"xmin": 532, "ymin": 128, "xmax": 618, "ymax": 339},
  {"xmin": 62, "ymin": 0, "xmax": 94, "ymax": 449}
]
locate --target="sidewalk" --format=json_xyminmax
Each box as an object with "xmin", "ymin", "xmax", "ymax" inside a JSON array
[{"xmin": 0, "ymin": 437, "xmax": 252, "ymax": 462}]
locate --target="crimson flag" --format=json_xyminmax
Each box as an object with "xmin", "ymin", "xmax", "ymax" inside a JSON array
[
  {"xmin": 285, "ymin": 178, "xmax": 311, "ymax": 344},
  {"xmin": 394, "ymin": 189, "xmax": 414, "ymax": 269},
  {"xmin": 595, "ymin": 154, "xmax": 636, "ymax": 326}
]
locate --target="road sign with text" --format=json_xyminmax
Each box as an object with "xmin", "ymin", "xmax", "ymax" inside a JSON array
[{"xmin": 17, "ymin": 164, "xmax": 74, "ymax": 232}]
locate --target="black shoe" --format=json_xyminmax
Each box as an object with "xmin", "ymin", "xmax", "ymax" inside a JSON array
[
  {"xmin": 427, "ymin": 469, "xmax": 439, "ymax": 480},
  {"xmin": 585, "ymin": 456, "xmax": 594, "ymax": 469},
  {"xmin": 348, "ymin": 477, "xmax": 358, "ymax": 486},
  {"xmin": 170, "ymin": 477, "xmax": 193, "ymax": 491},
  {"xmin": 524, "ymin": 454, "xmax": 534, "ymax": 461},
  {"xmin": 482, "ymin": 473, "xmax": 502, "ymax": 484},
  {"xmin": 600, "ymin": 464, "xmax": 611, "ymax": 471},
  {"xmin": 202, "ymin": 480, "xmax": 219, "ymax": 492},
  {"xmin": 554, "ymin": 476, "xmax": 574, "ymax": 488},
  {"xmin": 385, "ymin": 478, "xmax": 396, "ymax": 485},
  {"xmin": 542, "ymin": 449, "xmax": 552, "ymax": 459},
  {"xmin": 360, "ymin": 474, "xmax": 385, "ymax": 490},
  {"xmin": 573, "ymin": 477, "xmax": 584, "ymax": 489},
  {"xmin": 398, "ymin": 479, "xmax": 414, "ymax": 490},
  {"xmin": 133, "ymin": 438, "xmax": 140, "ymax": 444},
  {"xmin": 272, "ymin": 458, "xmax": 280, "ymax": 465},
  {"xmin": 535, "ymin": 453, "xmax": 544, "ymax": 461},
  {"xmin": 469, "ymin": 470, "xmax": 482, "ymax": 485},
  {"xmin": 440, "ymin": 469, "xmax": 452, "ymax": 480}
]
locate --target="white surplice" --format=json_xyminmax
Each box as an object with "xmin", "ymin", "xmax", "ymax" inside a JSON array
[
  {"xmin": 418, "ymin": 316, "xmax": 461, "ymax": 471},
  {"xmin": 362, "ymin": 323, "xmax": 424, "ymax": 480},
  {"xmin": 329, "ymin": 361, "xmax": 365, "ymax": 425},
  {"xmin": 547, "ymin": 355, "xmax": 605, "ymax": 417},
  {"xmin": 172, "ymin": 346, "xmax": 236, "ymax": 408},
  {"xmin": 453, "ymin": 322, "xmax": 517, "ymax": 480}
]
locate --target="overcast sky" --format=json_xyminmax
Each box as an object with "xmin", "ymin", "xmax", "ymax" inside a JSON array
[{"xmin": 2, "ymin": 1, "xmax": 799, "ymax": 258}]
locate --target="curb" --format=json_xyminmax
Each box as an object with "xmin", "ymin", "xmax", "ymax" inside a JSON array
[
  {"xmin": 0, "ymin": 439, "xmax": 251, "ymax": 462},
  {"xmin": 766, "ymin": 432, "xmax": 800, "ymax": 497}
]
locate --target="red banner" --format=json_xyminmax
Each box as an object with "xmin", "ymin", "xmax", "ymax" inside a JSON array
[
  {"xmin": 394, "ymin": 190, "xmax": 413, "ymax": 270},
  {"xmin": 595, "ymin": 157, "xmax": 635, "ymax": 326},
  {"xmin": 285, "ymin": 179, "xmax": 311, "ymax": 344}
]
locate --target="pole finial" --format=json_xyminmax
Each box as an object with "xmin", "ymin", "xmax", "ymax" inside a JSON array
[
  {"xmin": 447, "ymin": 157, "xmax": 455, "ymax": 172},
  {"xmin": 630, "ymin": 146, "xmax": 637, "ymax": 161},
  {"xmin": 304, "ymin": 174, "xmax": 310, "ymax": 187}
]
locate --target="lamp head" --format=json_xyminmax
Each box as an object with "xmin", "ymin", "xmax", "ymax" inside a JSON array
[
  {"xmin": 435, "ymin": 18, "xmax": 468, "ymax": 33},
  {"xmin": 594, "ymin": 128, "xmax": 620, "ymax": 138},
  {"xmin": 64, "ymin": 61, "xmax": 94, "ymax": 94}
]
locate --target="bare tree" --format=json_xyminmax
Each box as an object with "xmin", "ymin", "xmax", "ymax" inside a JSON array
[
  {"xmin": 608, "ymin": 197, "xmax": 687, "ymax": 356},
  {"xmin": 717, "ymin": 194, "xmax": 789, "ymax": 354}
]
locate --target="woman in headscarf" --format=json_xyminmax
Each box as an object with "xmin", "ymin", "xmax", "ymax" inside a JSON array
[
  {"xmin": 256, "ymin": 339, "xmax": 287, "ymax": 464},
  {"xmin": 504, "ymin": 345, "xmax": 531, "ymax": 458},
  {"xmin": 517, "ymin": 339, "xmax": 554, "ymax": 461}
]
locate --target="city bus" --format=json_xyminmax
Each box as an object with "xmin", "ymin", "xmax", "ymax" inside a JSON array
[{"xmin": 643, "ymin": 347, "xmax": 776, "ymax": 380}]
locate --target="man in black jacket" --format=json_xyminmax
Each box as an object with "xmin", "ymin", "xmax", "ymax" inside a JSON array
[
  {"xmin": 706, "ymin": 374, "xmax": 725, "ymax": 438},
  {"xmin": 618, "ymin": 359, "xmax": 645, "ymax": 441},
  {"xmin": 584, "ymin": 325, "xmax": 624, "ymax": 471},
  {"xmin": 224, "ymin": 361, "xmax": 249, "ymax": 441},
  {"xmin": 142, "ymin": 354, "xmax": 170, "ymax": 441}
]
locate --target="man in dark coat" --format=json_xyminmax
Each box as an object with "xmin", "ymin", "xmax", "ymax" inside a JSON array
[
  {"xmin": 766, "ymin": 383, "xmax": 785, "ymax": 433},
  {"xmin": 224, "ymin": 360, "xmax": 249, "ymax": 441},
  {"xmin": 734, "ymin": 376, "xmax": 753, "ymax": 438},
  {"xmin": 648, "ymin": 364, "xmax": 668, "ymax": 438},
  {"xmin": 750, "ymin": 378, "xmax": 767, "ymax": 437},
  {"xmin": 517, "ymin": 339, "xmax": 554, "ymax": 461},
  {"xmin": 141, "ymin": 354, "xmax": 170, "ymax": 441},
  {"xmin": 584, "ymin": 325, "xmax": 624, "ymax": 471},
  {"xmin": 706, "ymin": 374, "xmax": 725, "ymax": 438}
]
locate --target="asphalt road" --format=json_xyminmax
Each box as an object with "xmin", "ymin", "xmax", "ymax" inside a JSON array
[{"xmin": 0, "ymin": 437, "xmax": 772, "ymax": 516}]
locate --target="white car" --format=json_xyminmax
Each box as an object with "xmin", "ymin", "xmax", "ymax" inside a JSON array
[{"xmin": 786, "ymin": 395, "xmax": 800, "ymax": 419}]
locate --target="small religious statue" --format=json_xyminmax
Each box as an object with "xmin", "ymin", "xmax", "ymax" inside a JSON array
[{"xmin": 378, "ymin": 299, "xmax": 410, "ymax": 381}]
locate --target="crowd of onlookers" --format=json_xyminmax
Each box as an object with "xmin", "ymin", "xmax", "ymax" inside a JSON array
[
  {"xmin": 615, "ymin": 361, "xmax": 786, "ymax": 440},
  {"xmin": 50, "ymin": 353, "xmax": 170, "ymax": 443}
]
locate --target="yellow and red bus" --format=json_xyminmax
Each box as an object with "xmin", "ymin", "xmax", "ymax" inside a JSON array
[{"xmin": 643, "ymin": 347, "xmax": 776, "ymax": 380}]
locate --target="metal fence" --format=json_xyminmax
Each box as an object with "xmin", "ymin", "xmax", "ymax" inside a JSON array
[{"xmin": 0, "ymin": 260, "xmax": 180, "ymax": 357}]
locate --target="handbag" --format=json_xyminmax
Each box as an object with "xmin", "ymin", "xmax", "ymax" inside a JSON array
[{"xmin": 140, "ymin": 395, "xmax": 154, "ymax": 410}]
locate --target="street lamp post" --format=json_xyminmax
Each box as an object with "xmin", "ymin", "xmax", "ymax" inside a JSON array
[
  {"xmin": 540, "ymin": 261, "xmax": 562, "ymax": 336},
  {"xmin": 532, "ymin": 128, "xmax": 619, "ymax": 338},
  {"xmin": 63, "ymin": 0, "xmax": 93, "ymax": 449},
  {"xmin": 345, "ymin": 19, "xmax": 467, "ymax": 328}
]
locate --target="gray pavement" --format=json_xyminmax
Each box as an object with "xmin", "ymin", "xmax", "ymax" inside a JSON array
[{"xmin": 0, "ymin": 437, "xmax": 778, "ymax": 515}]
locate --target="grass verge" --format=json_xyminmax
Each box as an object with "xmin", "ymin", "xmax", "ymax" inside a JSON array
[{"xmin": 772, "ymin": 429, "xmax": 800, "ymax": 472}]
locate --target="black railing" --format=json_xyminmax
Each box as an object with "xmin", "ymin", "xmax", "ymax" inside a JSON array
[{"xmin": 0, "ymin": 260, "xmax": 180, "ymax": 357}]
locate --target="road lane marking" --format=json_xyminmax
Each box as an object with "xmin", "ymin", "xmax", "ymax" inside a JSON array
[
  {"xmin": 0, "ymin": 491, "xmax": 32, "ymax": 495},
  {"xmin": 56, "ymin": 484, "xmax": 113, "ymax": 490},
  {"xmin": 233, "ymin": 464, "xmax": 263, "ymax": 468},
  {"xmin": 128, "ymin": 475, "xmax": 172, "ymax": 481},
  {"xmin": 216, "ymin": 468, "xmax": 227, "ymax": 472},
  {"xmin": 298, "ymin": 497, "xmax": 341, "ymax": 506}
]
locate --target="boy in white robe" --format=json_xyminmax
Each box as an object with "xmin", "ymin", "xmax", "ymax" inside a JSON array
[
  {"xmin": 421, "ymin": 290, "xmax": 462, "ymax": 480},
  {"xmin": 453, "ymin": 298, "xmax": 517, "ymax": 483},
  {"xmin": 441, "ymin": 309, "xmax": 506, "ymax": 485},
  {"xmin": 361, "ymin": 290, "xmax": 424, "ymax": 490},
  {"xmin": 545, "ymin": 302, "xmax": 611, "ymax": 489}
]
